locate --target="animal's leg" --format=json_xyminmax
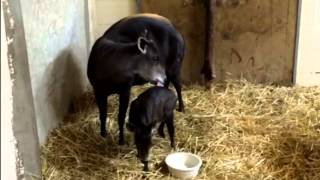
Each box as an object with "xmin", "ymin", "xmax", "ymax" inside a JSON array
[
  {"xmin": 166, "ymin": 113, "xmax": 175, "ymax": 148},
  {"xmin": 171, "ymin": 75, "xmax": 184, "ymax": 112},
  {"xmin": 118, "ymin": 89, "xmax": 130, "ymax": 145},
  {"xmin": 95, "ymin": 92, "xmax": 108, "ymax": 137},
  {"xmin": 142, "ymin": 160, "xmax": 149, "ymax": 171},
  {"xmin": 164, "ymin": 79, "xmax": 170, "ymax": 88}
]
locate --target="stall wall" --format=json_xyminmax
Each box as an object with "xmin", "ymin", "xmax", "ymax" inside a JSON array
[
  {"xmin": 2, "ymin": 0, "xmax": 41, "ymax": 178},
  {"xmin": 1, "ymin": 4, "xmax": 19, "ymax": 180},
  {"xmin": 141, "ymin": 0, "xmax": 298, "ymax": 84},
  {"xmin": 294, "ymin": 0, "xmax": 320, "ymax": 86},
  {"xmin": 142, "ymin": 0, "xmax": 206, "ymax": 83},
  {"xmin": 20, "ymin": 0, "xmax": 90, "ymax": 144},
  {"xmin": 89, "ymin": 0, "xmax": 136, "ymax": 45}
]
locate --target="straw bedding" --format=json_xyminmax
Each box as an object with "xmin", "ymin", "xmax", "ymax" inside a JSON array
[{"xmin": 42, "ymin": 80, "xmax": 320, "ymax": 180}]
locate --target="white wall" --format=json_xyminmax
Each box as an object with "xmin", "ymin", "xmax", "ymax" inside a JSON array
[
  {"xmin": 295, "ymin": 0, "xmax": 320, "ymax": 86},
  {"xmin": 1, "ymin": 4, "xmax": 19, "ymax": 180},
  {"xmin": 2, "ymin": 0, "xmax": 42, "ymax": 178},
  {"xmin": 20, "ymin": 0, "xmax": 90, "ymax": 144},
  {"xmin": 89, "ymin": 0, "xmax": 136, "ymax": 45}
]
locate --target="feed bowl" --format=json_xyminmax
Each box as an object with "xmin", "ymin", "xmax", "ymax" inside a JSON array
[{"xmin": 165, "ymin": 152, "xmax": 202, "ymax": 179}]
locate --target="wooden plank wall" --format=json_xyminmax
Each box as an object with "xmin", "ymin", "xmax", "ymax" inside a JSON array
[
  {"xmin": 141, "ymin": 0, "xmax": 298, "ymax": 85},
  {"xmin": 141, "ymin": 0, "xmax": 207, "ymax": 83}
]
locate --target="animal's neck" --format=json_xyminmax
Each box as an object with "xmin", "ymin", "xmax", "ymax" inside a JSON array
[
  {"xmin": 104, "ymin": 39, "xmax": 136, "ymax": 47},
  {"xmin": 103, "ymin": 38, "xmax": 140, "ymax": 56}
]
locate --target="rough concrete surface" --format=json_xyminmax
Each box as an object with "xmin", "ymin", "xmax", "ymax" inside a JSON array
[
  {"xmin": 2, "ymin": 0, "xmax": 41, "ymax": 179},
  {"xmin": 20, "ymin": 0, "xmax": 90, "ymax": 144},
  {"xmin": 1, "ymin": 3, "xmax": 19, "ymax": 180}
]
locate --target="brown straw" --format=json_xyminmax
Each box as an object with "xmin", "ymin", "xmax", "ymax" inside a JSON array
[{"xmin": 42, "ymin": 80, "xmax": 320, "ymax": 179}]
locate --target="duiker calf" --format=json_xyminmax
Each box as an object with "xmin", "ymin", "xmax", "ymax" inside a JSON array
[{"xmin": 127, "ymin": 87, "xmax": 177, "ymax": 171}]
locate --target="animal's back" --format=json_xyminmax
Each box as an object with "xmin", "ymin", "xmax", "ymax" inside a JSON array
[
  {"xmin": 140, "ymin": 87, "xmax": 177, "ymax": 110},
  {"xmin": 102, "ymin": 13, "xmax": 185, "ymax": 64},
  {"xmin": 133, "ymin": 87, "xmax": 177, "ymax": 126},
  {"xmin": 103, "ymin": 14, "xmax": 175, "ymax": 42}
]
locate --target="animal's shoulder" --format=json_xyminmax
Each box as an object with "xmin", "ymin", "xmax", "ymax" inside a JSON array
[{"xmin": 124, "ymin": 13, "xmax": 171, "ymax": 25}]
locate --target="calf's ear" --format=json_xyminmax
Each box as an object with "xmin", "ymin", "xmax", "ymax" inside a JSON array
[{"xmin": 137, "ymin": 37, "xmax": 148, "ymax": 54}]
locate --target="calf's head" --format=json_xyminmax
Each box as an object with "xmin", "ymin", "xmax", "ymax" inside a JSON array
[
  {"xmin": 128, "ymin": 123, "xmax": 153, "ymax": 172},
  {"xmin": 134, "ymin": 127, "xmax": 152, "ymax": 163},
  {"xmin": 127, "ymin": 101, "xmax": 153, "ymax": 168},
  {"xmin": 135, "ymin": 30, "xmax": 166, "ymax": 86}
]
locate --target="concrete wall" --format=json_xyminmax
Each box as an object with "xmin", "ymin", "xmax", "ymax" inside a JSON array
[
  {"xmin": 20, "ymin": 0, "xmax": 90, "ymax": 144},
  {"xmin": 141, "ymin": 0, "xmax": 298, "ymax": 84},
  {"xmin": 2, "ymin": 0, "xmax": 41, "ymax": 179},
  {"xmin": 1, "ymin": 4, "xmax": 19, "ymax": 180}
]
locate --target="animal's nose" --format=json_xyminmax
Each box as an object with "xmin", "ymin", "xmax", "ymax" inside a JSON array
[{"xmin": 156, "ymin": 76, "xmax": 166, "ymax": 87}]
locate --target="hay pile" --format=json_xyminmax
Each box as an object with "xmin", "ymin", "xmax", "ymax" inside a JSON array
[{"xmin": 42, "ymin": 80, "xmax": 320, "ymax": 180}]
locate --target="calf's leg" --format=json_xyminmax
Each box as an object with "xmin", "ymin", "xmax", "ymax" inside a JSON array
[{"xmin": 166, "ymin": 113, "xmax": 175, "ymax": 148}]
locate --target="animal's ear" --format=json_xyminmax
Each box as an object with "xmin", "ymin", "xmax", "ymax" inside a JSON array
[
  {"xmin": 141, "ymin": 29, "xmax": 148, "ymax": 38},
  {"xmin": 137, "ymin": 36, "xmax": 148, "ymax": 54},
  {"xmin": 138, "ymin": 29, "xmax": 152, "ymax": 54}
]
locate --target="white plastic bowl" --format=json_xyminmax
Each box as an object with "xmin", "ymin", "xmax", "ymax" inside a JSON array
[{"xmin": 165, "ymin": 152, "xmax": 202, "ymax": 179}]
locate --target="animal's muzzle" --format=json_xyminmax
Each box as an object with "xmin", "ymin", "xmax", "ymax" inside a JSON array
[{"xmin": 152, "ymin": 76, "xmax": 166, "ymax": 87}]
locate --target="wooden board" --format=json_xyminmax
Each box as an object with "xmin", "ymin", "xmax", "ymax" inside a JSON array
[
  {"xmin": 141, "ymin": 0, "xmax": 207, "ymax": 83},
  {"xmin": 214, "ymin": 0, "xmax": 298, "ymax": 84},
  {"xmin": 141, "ymin": 0, "xmax": 298, "ymax": 85}
]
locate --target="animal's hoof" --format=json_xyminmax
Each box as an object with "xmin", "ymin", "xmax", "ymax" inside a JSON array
[
  {"xmin": 177, "ymin": 107, "xmax": 185, "ymax": 113},
  {"xmin": 158, "ymin": 130, "xmax": 165, "ymax": 138},
  {"xmin": 142, "ymin": 174, "xmax": 147, "ymax": 179},
  {"xmin": 143, "ymin": 165, "xmax": 149, "ymax": 171},
  {"xmin": 119, "ymin": 139, "xmax": 125, "ymax": 145},
  {"xmin": 100, "ymin": 131, "xmax": 107, "ymax": 138},
  {"xmin": 159, "ymin": 133, "xmax": 165, "ymax": 138},
  {"xmin": 142, "ymin": 161, "xmax": 149, "ymax": 172}
]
